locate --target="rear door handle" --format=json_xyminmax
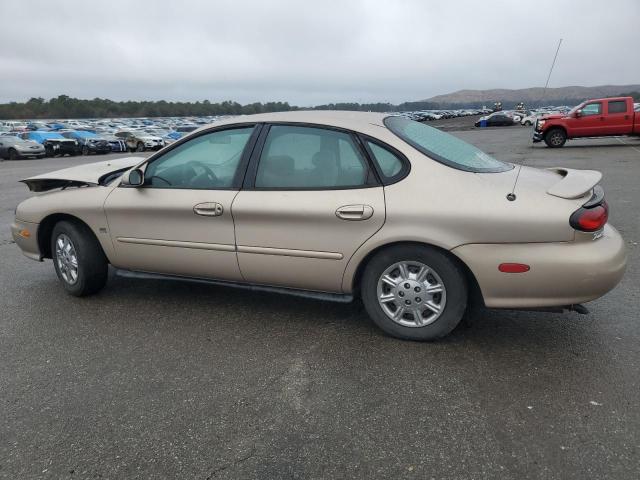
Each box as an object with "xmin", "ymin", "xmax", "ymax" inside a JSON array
[
  {"xmin": 193, "ymin": 202, "xmax": 223, "ymax": 217},
  {"xmin": 335, "ymin": 204, "xmax": 374, "ymax": 221}
]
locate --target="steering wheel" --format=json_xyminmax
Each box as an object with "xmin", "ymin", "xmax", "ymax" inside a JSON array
[{"xmin": 186, "ymin": 161, "xmax": 218, "ymax": 186}]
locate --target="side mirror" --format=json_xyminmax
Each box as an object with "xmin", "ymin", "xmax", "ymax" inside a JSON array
[
  {"xmin": 121, "ymin": 168, "xmax": 144, "ymax": 187},
  {"xmin": 574, "ymin": 110, "xmax": 582, "ymax": 118}
]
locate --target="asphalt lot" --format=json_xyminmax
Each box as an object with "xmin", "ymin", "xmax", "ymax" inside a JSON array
[{"xmin": 1, "ymin": 125, "xmax": 639, "ymax": 479}]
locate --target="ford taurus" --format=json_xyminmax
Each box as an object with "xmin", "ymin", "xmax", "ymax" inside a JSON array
[{"xmin": 11, "ymin": 112, "xmax": 627, "ymax": 340}]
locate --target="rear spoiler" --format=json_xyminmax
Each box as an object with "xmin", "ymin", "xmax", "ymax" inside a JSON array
[{"xmin": 546, "ymin": 167, "xmax": 602, "ymax": 200}]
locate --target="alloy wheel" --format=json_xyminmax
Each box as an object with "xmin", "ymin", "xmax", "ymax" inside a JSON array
[
  {"xmin": 376, "ymin": 261, "xmax": 447, "ymax": 327},
  {"xmin": 55, "ymin": 233, "xmax": 79, "ymax": 285}
]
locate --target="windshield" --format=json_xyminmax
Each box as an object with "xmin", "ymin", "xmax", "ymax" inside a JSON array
[
  {"xmin": 568, "ymin": 103, "xmax": 585, "ymax": 115},
  {"xmin": 384, "ymin": 116, "xmax": 513, "ymax": 173},
  {"xmin": 77, "ymin": 131, "xmax": 97, "ymax": 138}
]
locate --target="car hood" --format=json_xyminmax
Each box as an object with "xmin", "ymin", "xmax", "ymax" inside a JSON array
[
  {"xmin": 139, "ymin": 135, "xmax": 162, "ymax": 141},
  {"xmin": 21, "ymin": 156, "xmax": 144, "ymax": 192},
  {"xmin": 540, "ymin": 113, "xmax": 564, "ymax": 120}
]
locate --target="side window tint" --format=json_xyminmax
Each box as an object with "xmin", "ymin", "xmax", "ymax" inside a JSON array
[
  {"xmin": 255, "ymin": 125, "xmax": 369, "ymax": 189},
  {"xmin": 366, "ymin": 141, "xmax": 403, "ymax": 179},
  {"xmin": 582, "ymin": 103, "xmax": 602, "ymax": 116},
  {"xmin": 144, "ymin": 127, "xmax": 253, "ymax": 189},
  {"xmin": 608, "ymin": 100, "xmax": 627, "ymax": 114}
]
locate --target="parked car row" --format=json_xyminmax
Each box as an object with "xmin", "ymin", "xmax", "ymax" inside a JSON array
[{"xmin": 0, "ymin": 116, "xmax": 226, "ymax": 159}]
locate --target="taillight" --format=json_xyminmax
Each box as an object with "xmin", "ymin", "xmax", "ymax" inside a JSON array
[{"xmin": 570, "ymin": 201, "xmax": 608, "ymax": 232}]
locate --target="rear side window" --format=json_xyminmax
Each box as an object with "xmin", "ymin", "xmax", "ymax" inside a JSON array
[
  {"xmin": 608, "ymin": 100, "xmax": 627, "ymax": 114},
  {"xmin": 255, "ymin": 125, "xmax": 371, "ymax": 189},
  {"xmin": 365, "ymin": 141, "xmax": 404, "ymax": 180},
  {"xmin": 384, "ymin": 116, "xmax": 512, "ymax": 173}
]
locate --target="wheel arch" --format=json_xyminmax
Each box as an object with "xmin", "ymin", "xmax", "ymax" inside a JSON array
[
  {"xmin": 545, "ymin": 125, "xmax": 568, "ymax": 138},
  {"xmin": 37, "ymin": 213, "xmax": 107, "ymax": 261},
  {"xmin": 348, "ymin": 240, "xmax": 484, "ymax": 307}
]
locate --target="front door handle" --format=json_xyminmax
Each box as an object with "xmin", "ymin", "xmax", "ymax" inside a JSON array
[
  {"xmin": 335, "ymin": 204, "xmax": 374, "ymax": 221},
  {"xmin": 193, "ymin": 202, "xmax": 223, "ymax": 217}
]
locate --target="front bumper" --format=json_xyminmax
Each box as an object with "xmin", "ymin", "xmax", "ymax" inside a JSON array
[
  {"xmin": 47, "ymin": 142, "xmax": 79, "ymax": 155},
  {"xmin": 87, "ymin": 143, "xmax": 112, "ymax": 154},
  {"xmin": 532, "ymin": 130, "xmax": 543, "ymax": 142},
  {"xmin": 10, "ymin": 219, "xmax": 42, "ymax": 261},
  {"xmin": 16, "ymin": 148, "xmax": 45, "ymax": 158},
  {"xmin": 452, "ymin": 224, "xmax": 627, "ymax": 309}
]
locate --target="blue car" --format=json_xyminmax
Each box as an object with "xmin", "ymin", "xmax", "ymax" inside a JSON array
[{"xmin": 21, "ymin": 131, "xmax": 80, "ymax": 157}]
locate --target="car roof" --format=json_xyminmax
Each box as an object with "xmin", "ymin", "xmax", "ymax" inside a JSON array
[{"xmin": 206, "ymin": 110, "xmax": 390, "ymax": 134}]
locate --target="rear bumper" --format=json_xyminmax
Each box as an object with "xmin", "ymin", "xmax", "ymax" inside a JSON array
[
  {"xmin": 452, "ymin": 224, "xmax": 627, "ymax": 309},
  {"xmin": 10, "ymin": 219, "xmax": 42, "ymax": 261}
]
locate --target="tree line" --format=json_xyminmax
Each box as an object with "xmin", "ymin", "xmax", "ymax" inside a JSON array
[
  {"xmin": 0, "ymin": 95, "xmax": 450, "ymax": 119},
  {"xmin": 1, "ymin": 93, "xmax": 637, "ymax": 120}
]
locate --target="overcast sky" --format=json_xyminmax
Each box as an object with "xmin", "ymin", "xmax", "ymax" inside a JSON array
[{"xmin": 1, "ymin": 0, "xmax": 638, "ymax": 105}]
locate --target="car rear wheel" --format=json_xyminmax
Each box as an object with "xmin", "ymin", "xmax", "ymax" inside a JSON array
[
  {"xmin": 544, "ymin": 128, "xmax": 567, "ymax": 148},
  {"xmin": 361, "ymin": 245, "xmax": 468, "ymax": 341},
  {"xmin": 8, "ymin": 148, "xmax": 19, "ymax": 160},
  {"xmin": 136, "ymin": 142, "xmax": 145, "ymax": 152},
  {"xmin": 82, "ymin": 145, "xmax": 89, "ymax": 155},
  {"xmin": 51, "ymin": 221, "xmax": 108, "ymax": 296}
]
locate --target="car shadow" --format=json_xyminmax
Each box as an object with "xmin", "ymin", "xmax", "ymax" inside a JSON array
[{"xmin": 102, "ymin": 272, "xmax": 602, "ymax": 355}]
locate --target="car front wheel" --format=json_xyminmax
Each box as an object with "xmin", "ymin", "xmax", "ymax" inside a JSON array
[
  {"xmin": 361, "ymin": 245, "xmax": 468, "ymax": 341},
  {"xmin": 51, "ymin": 220, "xmax": 108, "ymax": 296},
  {"xmin": 136, "ymin": 142, "xmax": 145, "ymax": 152},
  {"xmin": 544, "ymin": 128, "xmax": 567, "ymax": 148}
]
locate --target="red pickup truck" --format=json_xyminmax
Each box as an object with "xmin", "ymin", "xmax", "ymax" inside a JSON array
[{"xmin": 533, "ymin": 96, "xmax": 640, "ymax": 147}]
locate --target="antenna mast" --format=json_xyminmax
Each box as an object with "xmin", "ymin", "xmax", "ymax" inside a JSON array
[{"xmin": 507, "ymin": 38, "xmax": 563, "ymax": 201}]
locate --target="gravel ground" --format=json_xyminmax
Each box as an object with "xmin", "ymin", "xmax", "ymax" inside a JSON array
[{"xmin": 1, "ymin": 125, "xmax": 639, "ymax": 479}]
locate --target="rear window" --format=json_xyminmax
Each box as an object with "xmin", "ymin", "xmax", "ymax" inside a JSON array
[{"xmin": 383, "ymin": 116, "xmax": 512, "ymax": 173}]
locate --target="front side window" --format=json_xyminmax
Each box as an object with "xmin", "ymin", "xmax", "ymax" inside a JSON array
[
  {"xmin": 143, "ymin": 127, "xmax": 254, "ymax": 189},
  {"xmin": 384, "ymin": 116, "xmax": 512, "ymax": 173},
  {"xmin": 255, "ymin": 125, "xmax": 370, "ymax": 189},
  {"xmin": 607, "ymin": 100, "xmax": 627, "ymax": 114},
  {"xmin": 581, "ymin": 102, "xmax": 602, "ymax": 116}
]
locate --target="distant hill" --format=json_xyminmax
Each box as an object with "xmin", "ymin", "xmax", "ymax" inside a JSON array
[{"xmin": 424, "ymin": 84, "xmax": 640, "ymax": 107}]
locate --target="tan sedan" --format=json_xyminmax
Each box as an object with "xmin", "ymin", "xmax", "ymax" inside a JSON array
[{"xmin": 12, "ymin": 111, "xmax": 627, "ymax": 340}]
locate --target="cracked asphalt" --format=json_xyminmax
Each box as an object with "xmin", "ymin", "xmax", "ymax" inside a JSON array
[{"xmin": 1, "ymin": 125, "xmax": 639, "ymax": 479}]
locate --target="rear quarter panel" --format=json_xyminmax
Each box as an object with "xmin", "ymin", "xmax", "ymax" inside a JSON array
[{"xmin": 341, "ymin": 148, "xmax": 586, "ymax": 293}]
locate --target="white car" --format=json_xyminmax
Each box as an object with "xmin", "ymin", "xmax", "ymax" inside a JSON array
[
  {"xmin": 115, "ymin": 131, "xmax": 165, "ymax": 152},
  {"xmin": 520, "ymin": 113, "xmax": 540, "ymax": 126}
]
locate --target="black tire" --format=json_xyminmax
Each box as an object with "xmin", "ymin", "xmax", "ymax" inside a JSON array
[
  {"xmin": 51, "ymin": 220, "xmax": 108, "ymax": 296},
  {"xmin": 544, "ymin": 128, "xmax": 567, "ymax": 148},
  {"xmin": 81, "ymin": 145, "xmax": 89, "ymax": 156},
  {"xmin": 8, "ymin": 148, "xmax": 19, "ymax": 160},
  {"xmin": 524, "ymin": 120, "xmax": 532, "ymax": 126},
  {"xmin": 361, "ymin": 245, "xmax": 468, "ymax": 341},
  {"xmin": 136, "ymin": 142, "xmax": 145, "ymax": 152}
]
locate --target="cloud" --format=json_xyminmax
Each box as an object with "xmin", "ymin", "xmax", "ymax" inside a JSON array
[{"xmin": 0, "ymin": 0, "xmax": 638, "ymax": 104}]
